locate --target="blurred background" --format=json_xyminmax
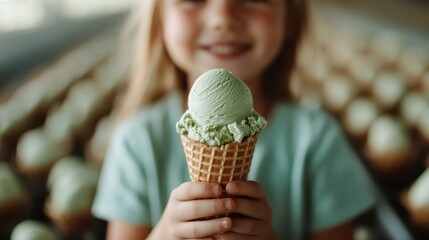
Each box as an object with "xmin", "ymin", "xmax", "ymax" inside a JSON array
[{"xmin": 1, "ymin": 0, "xmax": 429, "ymax": 239}]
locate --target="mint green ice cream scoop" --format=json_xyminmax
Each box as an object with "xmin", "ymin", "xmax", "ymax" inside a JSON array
[
  {"xmin": 177, "ymin": 69, "xmax": 267, "ymax": 146},
  {"xmin": 188, "ymin": 69, "xmax": 253, "ymax": 126}
]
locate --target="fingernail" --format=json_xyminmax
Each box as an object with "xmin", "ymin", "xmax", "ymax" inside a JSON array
[
  {"xmin": 221, "ymin": 218, "xmax": 229, "ymax": 229},
  {"xmin": 212, "ymin": 185, "xmax": 220, "ymax": 195},
  {"xmin": 228, "ymin": 183, "xmax": 236, "ymax": 193},
  {"xmin": 225, "ymin": 200, "xmax": 232, "ymax": 210}
]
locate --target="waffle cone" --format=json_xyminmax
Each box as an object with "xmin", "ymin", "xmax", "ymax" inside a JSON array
[{"xmin": 181, "ymin": 134, "xmax": 258, "ymax": 186}]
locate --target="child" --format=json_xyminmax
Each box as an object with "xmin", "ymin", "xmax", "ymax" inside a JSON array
[{"xmin": 92, "ymin": 0, "xmax": 376, "ymax": 239}]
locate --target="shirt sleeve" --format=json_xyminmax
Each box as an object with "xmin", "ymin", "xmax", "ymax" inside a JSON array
[
  {"xmin": 308, "ymin": 112, "xmax": 377, "ymax": 231},
  {"xmin": 91, "ymin": 121, "xmax": 152, "ymax": 225}
]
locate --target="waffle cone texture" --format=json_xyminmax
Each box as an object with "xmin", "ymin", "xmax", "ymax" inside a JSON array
[{"xmin": 181, "ymin": 134, "xmax": 258, "ymax": 186}]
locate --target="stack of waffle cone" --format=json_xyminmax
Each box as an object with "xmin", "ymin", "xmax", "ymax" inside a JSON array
[{"xmin": 181, "ymin": 134, "xmax": 258, "ymax": 190}]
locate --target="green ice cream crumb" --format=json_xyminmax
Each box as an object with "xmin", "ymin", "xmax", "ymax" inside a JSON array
[{"xmin": 176, "ymin": 109, "xmax": 267, "ymax": 146}]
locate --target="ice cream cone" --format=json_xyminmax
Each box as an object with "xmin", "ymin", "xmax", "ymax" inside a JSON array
[
  {"xmin": 181, "ymin": 134, "xmax": 257, "ymax": 187},
  {"xmin": 401, "ymin": 189, "xmax": 429, "ymax": 230},
  {"xmin": 177, "ymin": 69, "xmax": 266, "ymax": 219},
  {"xmin": 44, "ymin": 198, "xmax": 94, "ymax": 234}
]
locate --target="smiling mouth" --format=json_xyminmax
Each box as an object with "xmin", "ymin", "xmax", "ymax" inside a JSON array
[{"xmin": 202, "ymin": 44, "xmax": 251, "ymax": 58}]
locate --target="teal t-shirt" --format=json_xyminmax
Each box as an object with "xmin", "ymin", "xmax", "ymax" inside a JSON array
[{"xmin": 92, "ymin": 92, "xmax": 376, "ymax": 239}]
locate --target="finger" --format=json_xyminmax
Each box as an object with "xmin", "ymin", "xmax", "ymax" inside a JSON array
[
  {"xmin": 177, "ymin": 198, "xmax": 235, "ymax": 221},
  {"xmin": 229, "ymin": 218, "xmax": 264, "ymax": 235},
  {"xmin": 176, "ymin": 217, "xmax": 231, "ymax": 238},
  {"xmin": 226, "ymin": 181, "xmax": 265, "ymax": 199},
  {"xmin": 233, "ymin": 198, "xmax": 271, "ymax": 220},
  {"xmin": 214, "ymin": 232, "xmax": 258, "ymax": 240},
  {"xmin": 173, "ymin": 182, "xmax": 222, "ymax": 201}
]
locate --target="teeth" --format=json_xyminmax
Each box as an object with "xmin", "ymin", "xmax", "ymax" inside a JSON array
[{"xmin": 210, "ymin": 46, "xmax": 240, "ymax": 54}]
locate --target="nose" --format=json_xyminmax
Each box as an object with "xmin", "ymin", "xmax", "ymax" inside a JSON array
[{"xmin": 206, "ymin": 0, "xmax": 241, "ymax": 30}]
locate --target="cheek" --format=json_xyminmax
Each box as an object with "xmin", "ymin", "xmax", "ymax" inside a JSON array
[
  {"xmin": 254, "ymin": 14, "xmax": 285, "ymax": 57},
  {"xmin": 164, "ymin": 15, "xmax": 184, "ymax": 53},
  {"xmin": 163, "ymin": 12, "xmax": 195, "ymax": 66}
]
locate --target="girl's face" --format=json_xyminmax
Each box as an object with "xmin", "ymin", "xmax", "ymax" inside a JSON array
[{"xmin": 162, "ymin": 0, "xmax": 286, "ymax": 86}]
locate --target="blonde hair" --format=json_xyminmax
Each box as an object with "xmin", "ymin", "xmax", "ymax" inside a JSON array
[
  {"xmin": 117, "ymin": 0, "xmax": 185, "ymax": 123},
  {"xmin": 117, "ymin": 0, "xmax": 308, "ymax": 123}
]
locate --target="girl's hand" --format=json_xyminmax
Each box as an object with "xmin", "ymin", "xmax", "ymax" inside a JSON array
[
  {"xmin": 214, "ymin": 181, "xmax": 279, "ymax": 240},
  {"xmin": 148, "ymin": 182, "xmax": 233, "ymax": 240}
]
